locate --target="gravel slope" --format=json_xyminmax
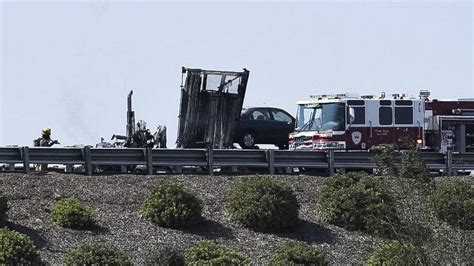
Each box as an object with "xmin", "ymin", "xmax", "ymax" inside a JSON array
[{"xmin": 0, "ymin": 172, "xmax": 471, "ymax": 264}]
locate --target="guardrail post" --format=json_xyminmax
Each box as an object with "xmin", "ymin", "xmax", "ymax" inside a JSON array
[
  {"xmin": 328, "ymin": 150, "xmax": 335, "ymax": 176},
  {"xmin": 83, "ymin": 146, "xmax": 92, "ymax": 176},
  {"xmin": 8, "ymin": 163, "xmax": 14, "ymax": 171},
  {"xmin": 445, "ymin": 150, "xmax": 452, "ymax": 177},
  {"xmin": 65, "ymin": 164, "xmax": 73, "ymax": 173},
  {"xmin": 267, "ymin": 149, "xmax": 275, "ymax": 175},
  {"xmin": 207, "ymin": 146, "xmax": 214, "ymax": 176},
  {"xmin": 120, "ymin": 165, "xmax": 127, "ymax": 173},
  {"xmin": 146, "ymin": 147, "xmax": 153, "ymax": 175},
  {"xmin": 21, "ymin": 146, "xmax": 30, "ymax": 174}
]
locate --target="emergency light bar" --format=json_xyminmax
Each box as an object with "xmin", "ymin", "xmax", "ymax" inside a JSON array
[
  {"xmin": 391, "ymin": 93, "xmax": 407, "ymax": 99},
  {"xmin": 309, "ymin": 93, "xmax": 359, "ymax": 99}
]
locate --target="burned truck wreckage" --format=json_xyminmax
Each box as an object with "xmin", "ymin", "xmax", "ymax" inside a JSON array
[
  {"xmin": 98, "ymin": 67, "xmax": 249, "ymax": 150},
  {"xmin": 92, "ymin": 67, "xmax": 249, "ymax": 173},
  {"xmin": 97, "ymin": 90, "xmax": 167, "ymax": 149},
  {"xmin": 176, "ymin": 67, "xmax": 250, "ymax": 149}
]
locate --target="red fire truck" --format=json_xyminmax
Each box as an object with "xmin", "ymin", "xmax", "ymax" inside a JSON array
[{"xmin": 289, "ymin": 91, "xmax": 474, "ymax": 153}]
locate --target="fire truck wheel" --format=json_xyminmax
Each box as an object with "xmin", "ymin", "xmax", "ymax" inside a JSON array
[{"xmin": 240, "ymin": 131, "xmax": 256, "ymax": 149}]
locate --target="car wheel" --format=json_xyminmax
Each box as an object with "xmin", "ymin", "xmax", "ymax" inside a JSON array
[{"xmin": 240, "ymin": 131, "xmax": 256, "ymax": 149}]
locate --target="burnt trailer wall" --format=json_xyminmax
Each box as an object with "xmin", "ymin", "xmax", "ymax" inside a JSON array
[{"xmin": 177, "ymin": 68, "xmax": 250, "ymax": 149}]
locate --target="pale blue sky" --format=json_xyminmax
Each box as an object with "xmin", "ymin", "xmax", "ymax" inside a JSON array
[{"xmin": 1, "ymin": 0, "xmax": 472, "ymax": 147}]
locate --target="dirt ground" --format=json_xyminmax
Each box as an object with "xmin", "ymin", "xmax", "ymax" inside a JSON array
[{"xmin": 0, "ymin": 172, "xmax": 472, "ymax": 264}]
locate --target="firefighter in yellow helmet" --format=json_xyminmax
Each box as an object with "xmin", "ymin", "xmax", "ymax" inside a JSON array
[{"xmin": 34, "ymin": 128, "xmax": 60, "ymax": 171}]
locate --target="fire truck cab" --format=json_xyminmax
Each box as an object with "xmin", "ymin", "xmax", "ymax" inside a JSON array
[{"xmin": 289, "ymin": 92, "xmax": 474, "ymax": 153}]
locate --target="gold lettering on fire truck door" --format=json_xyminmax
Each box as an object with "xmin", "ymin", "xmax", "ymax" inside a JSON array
[{"xmin": 374, "ymin": 129, "xmax": 390, "ymax": 136}]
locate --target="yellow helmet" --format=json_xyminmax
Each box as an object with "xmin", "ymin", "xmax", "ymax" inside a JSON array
[{"xmin": 42, "ymin": 128, "xmax": 51, "ymax": 135}]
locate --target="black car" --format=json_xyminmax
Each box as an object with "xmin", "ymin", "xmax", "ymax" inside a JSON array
[{"xmin": 235, "ymin": 107, "xmax": 295, "ymax": 149}]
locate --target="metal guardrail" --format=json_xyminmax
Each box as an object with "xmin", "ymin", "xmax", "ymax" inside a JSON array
[
  {"xmin": 452, "ymin": 153, "xmax": 474, "ymax": 172},
  {"xmin": 420, "ymin": 152, "xmax": 446, "ymax": 171},
  {"xmin": 213, "ymin": 150, "xmax": 268, "ymax": 168},
  {"xmin": 151, "ymin": 149, "xmax": 207, "ymax": 167},
  {"xmin": 0, "ymin": 148, "xmax": 22, "ymax": 171},
  {"xmin": 0, "ymin": 148, "xmax": 22, "ymax": 163},
  {"xmin": 333, "ymin": 152, "xmax": 376, "ymax": 169},
  {"xmin": 0, "ymin": 147, "xmax": 473, "ymax": 176}
]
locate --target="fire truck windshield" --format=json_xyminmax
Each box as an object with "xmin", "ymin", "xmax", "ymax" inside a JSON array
[{"xmin": 296, "ymin": 103, "xmax": 345, "ymax": 132}]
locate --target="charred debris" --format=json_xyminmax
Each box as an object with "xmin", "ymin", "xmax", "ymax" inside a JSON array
[
  {"xmin": 98, "ymin": 67, "xmax": 250, "ymax": 149},
  {"xmin": 177, "ymin": 67, "xmax": 250, "ymax": 149}
]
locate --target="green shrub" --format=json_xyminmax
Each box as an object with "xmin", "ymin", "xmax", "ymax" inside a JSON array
[
  {"xmin": 184, "ymin": 240, "xmax": 249, "ymax": 265},
  {"xmin": 145, "ymin": 246, "xmax": 184, "ymax": 266},
  {"xmin": 429, "ymin": 180, "xmax": 473, "ymax": 230},
  {"xmin": 0, "ymin": 193, "xmax": 8, "ymax": 226},
  {"xmin": 319, "ymin": 172, "xmax": 399, "ymax": 237},
  {"xmin": 64, "ymin": 242, "xmax": 131, "ymax": 265},
  {"xmin": 225, "ymin": 176, "xmax": 299, "ymax": 231},
  {"xmin": 374, "ymin": 144, "xmax": 430, "ymax": 182},
  {"xmin": 367, "ymin": 241, "xmax": 427, "ymax": 265},
  {"xmin": 373, "ymin": 144, "xmax": 398, "ymax": 176},
  {"xmin": 0, "ymin": 227, "xmax": 41, "ymax": 264},
  {"xmin": 140, "ymin": 181, "xmax": 202, "ymax": 228},
  {"xmin": 52, "ymin": 197, "xmax": 96, "ymax": 229},
  {"xmin": 268, "ymin": 240, "xmax": 329, "ymax": 265},
  {"xmin": 399, "ymin": 149, "xmax": 430, "ymax": 182}
]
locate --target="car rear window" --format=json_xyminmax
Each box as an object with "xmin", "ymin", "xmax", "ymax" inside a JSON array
[
  {"xmin": 271, "ymin": 110, "xmax": 292, "ymax": 122},
  {"xmin": 250, "ymin": 110, "xmax": 271, "ymax": 120}
]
